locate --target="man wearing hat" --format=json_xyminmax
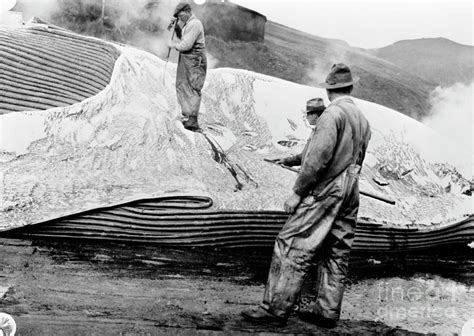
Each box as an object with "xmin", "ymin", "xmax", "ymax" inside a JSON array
[
  {"xmin": 167, "ymin": 2, "xmax": 207, "ymax": 131},
  {"xmin": 242, "ymin": 63, "xmax": 371, "ymax": 329},
  {"xmin": 270, "ymin": 98, "xmax": 326, "ymax": 167}
]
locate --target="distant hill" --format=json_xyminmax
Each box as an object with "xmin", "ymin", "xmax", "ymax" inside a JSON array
[
  {"xmin": 373, "ymin": 38, "xmax": 474, "ymax": 87},
  {"xmin": 208, "ymin": 21, "xmax": 437, "ymax": 120}
]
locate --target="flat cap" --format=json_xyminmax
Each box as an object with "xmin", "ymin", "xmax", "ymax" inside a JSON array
[{"xmin": 173, "ymin": 2, "xmax": 191, "ymax": 17}]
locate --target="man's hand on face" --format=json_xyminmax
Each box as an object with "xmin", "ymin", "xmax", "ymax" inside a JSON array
[
  {"xmin": 167, "ymin": 17, "xmax": 177, "ymax": 31},
  {"xmin": 284, "ymin": 192, "xmax": 302, "ymax": 214}
]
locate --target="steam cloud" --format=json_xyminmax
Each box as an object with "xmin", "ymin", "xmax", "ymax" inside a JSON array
[
  {"xmin": 206, "ymin": 52, "xmax": 219, "ymax": 69},
  {"xmin": 14, "ymin": 0, "xmax": 59, "ymax": 21},
  {"xmin": 423, "ymin": 82, "xmax": 474, "ymax": 178},
  {"xmin": 308, "ymin": 43, "xmax": 350, "ymax": 87}
]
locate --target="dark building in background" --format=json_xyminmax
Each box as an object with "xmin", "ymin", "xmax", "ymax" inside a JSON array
[{"xmin": 193, "ymin": 0, "xmax": 266, "ymax": 42}]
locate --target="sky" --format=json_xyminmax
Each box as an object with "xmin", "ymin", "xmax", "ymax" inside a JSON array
[
  {"xmin": 1, "ymin": 0, "xmax": 472, "ymax": 48},
  {"xmin": 230, "ymin": 0, "xmax": 473, "ymax": 49}
]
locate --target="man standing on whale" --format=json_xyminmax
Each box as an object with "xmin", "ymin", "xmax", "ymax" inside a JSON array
[{"xmin": 167, "ymin": 1, "xmax": 207, "ymax": 132}]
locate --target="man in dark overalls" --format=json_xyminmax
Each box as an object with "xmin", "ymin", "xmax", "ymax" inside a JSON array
[
  {"xmin": 167, "ymin": 2, "xmax": 207, "ymax": 131},
  {"xmin": 242, "ymin": 64, "xmax": 371, "ymax": 329}
]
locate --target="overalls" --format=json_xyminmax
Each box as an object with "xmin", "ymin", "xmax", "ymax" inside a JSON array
[
  {"xmin": 261, "ymin": 103, "xmax": 367, "ymax": 321},
  {"xmin": 176, "ymin": 41, "xmax": 207, "ymax": 121}
]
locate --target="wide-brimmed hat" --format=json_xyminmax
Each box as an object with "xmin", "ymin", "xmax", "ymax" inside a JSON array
[
  {"xmin": 306, "ymin": 98, "xmax": 325, "ymax": 114},
  {"xmin": 319, "ymin": 63, "xmax": 358, "ymax": 89},
  {"xmin": 173, "ymin": 2, "xmax": 191, "ymax": 17}
]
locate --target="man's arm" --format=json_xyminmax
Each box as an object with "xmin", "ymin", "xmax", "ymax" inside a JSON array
[
  {"xmin": 282, "ymin": 154, "xmax": 302, "ymax": 166},
  {"xmin": 292, "ymin": 112, "xmax": 338, "ymax": 196},
  {"xmin": 174, "ymin": 20, "xmax": 202, "ymax": 52},
  {"xmin": 269, "ymin": 154, "xmax": 302, "ymax": 167},
  {"xmin": 283, "ymin": 113, "xmax": 338, "ymax": 214}
]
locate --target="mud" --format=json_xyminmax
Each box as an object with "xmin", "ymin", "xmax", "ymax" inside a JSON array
[{"xmin": 0, "ymin": 238, "xmax": 472, "ymax": 335}]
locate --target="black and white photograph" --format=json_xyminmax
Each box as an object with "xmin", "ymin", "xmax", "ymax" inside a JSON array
[{"xmin": 0, "ymin": 0, "xmax": 472, "ymax": 335}]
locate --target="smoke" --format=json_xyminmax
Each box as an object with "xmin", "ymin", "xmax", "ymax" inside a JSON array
[
  {"xmin": 13, "ymin": 0, "xmax": 185, "ymax": 60},
  {"xmin": 206, "ymin": 52, "xmax": 219, "ymax": 69},
  {"xmin": 423, "ymin": 82, "xmax": 474, "ymax": 178},
  {"xmin": 0, "ymin": 0, "xmax": 22, "ymax": 27},
  {"xmin": 14, "ymin": 0, "xmax": 59, "ymax": 21},
  {"xmin": 0, "ymin": 0, "xmax": 17, "ymax": 13},
  {"xmin": 132, "ymin": 30, "xmax": 169, "ymax": 59},
  {"xmin": 11, "ymin": 1, "xmax": 222, "ymax": 63},
  {"xmin": 307, "ymin": 43, "xmax": 350, "ymax": 86},
  {"xmin": 125, "ymin": 0, "xmax": 174, "ymax": 60}
]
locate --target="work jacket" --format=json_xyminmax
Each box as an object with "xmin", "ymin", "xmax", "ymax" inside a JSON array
[
  {"xmin": 293, "ymin": 96, "xmax": 371, "ymax": 198},
  {"xmin": 175, "ymin": 14, "xmax": 205, "ymax": 53}
]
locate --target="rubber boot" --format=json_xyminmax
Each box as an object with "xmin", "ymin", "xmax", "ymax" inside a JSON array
[{"xmin": 182, "ymin": 116, "xmax": 201, "ymax": 132}]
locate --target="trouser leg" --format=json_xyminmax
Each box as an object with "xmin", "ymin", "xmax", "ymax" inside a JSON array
[
  {"xmin": 176, "ymin": 82, "xmax": 201, "ymax": 129},
  {"xmin": 261, "ymin": 238, "xmax": 312, "ymax": 318},
  {"xmin": 176, "ymin": 52, "xmax": 206, "ymax": 121},
  {"xmin": 261, "ymin": 195, "xmax": 342, "ymax": 318},
  {"xmin": 176, "ymin": 84, "xmax": 201, "ymax": 117},
  {"xmin": 312, "ymin": 216, "xmax": 357, "ymax": 321}
]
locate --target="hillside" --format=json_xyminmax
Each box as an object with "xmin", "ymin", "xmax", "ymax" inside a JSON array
[
  {"xmin": 373, "ymin": 38, "xmax": 474, "ymax": 87},
  {"xmin": 206, "ymin": 22, "xmax": 437, "ymax": 120}
]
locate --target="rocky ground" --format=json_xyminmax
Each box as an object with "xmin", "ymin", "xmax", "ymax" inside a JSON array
[{"xmin": 0, "ymin": 238, "xmax": 472, "ymax": 335}]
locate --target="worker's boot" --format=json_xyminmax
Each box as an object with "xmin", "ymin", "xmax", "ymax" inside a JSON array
[
  {"xmin": 182, "ymin": 116, "xmax": 201, "ymax": 132},
  {"xmin": 241, "ymin": 306, "xmax": 287, "ymax": 327}
]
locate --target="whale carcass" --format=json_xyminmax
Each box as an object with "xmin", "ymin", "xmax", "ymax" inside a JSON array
[{"xmin": 0, "ymin": 23, "xmax": 472, "ymax": 250}]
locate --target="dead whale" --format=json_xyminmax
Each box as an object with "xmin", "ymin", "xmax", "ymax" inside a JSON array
[{"xmin": 1, "ymin": 23, "xmax": 472, "ymax": 249}]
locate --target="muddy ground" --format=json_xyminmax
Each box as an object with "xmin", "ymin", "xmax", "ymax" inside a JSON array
[{"xmin": 0, "ymin": 238, "xmax": 472, "ymax": 335}]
